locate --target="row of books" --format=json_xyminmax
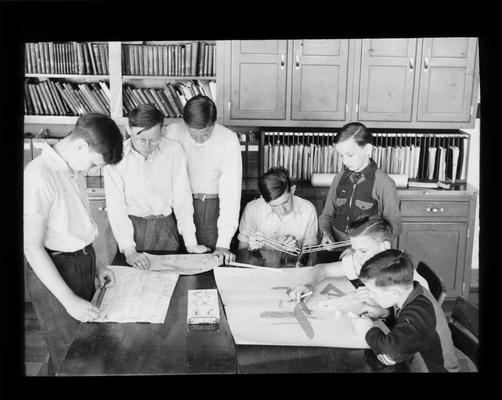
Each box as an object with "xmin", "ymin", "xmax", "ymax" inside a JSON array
[
  {"xmin": 24, "ymin": 78, "xmax": 110, "ymax": 116},
  {"xmin": 262, "ymin": 132, "xmax": 469, "ymax": 183},
  {"xmin": 122, "ymin": 42, "xmax": 216, "ymax": 77},
  {"xmin": 25, "ymin": 42, "xmax": 109, "ymax": 75},
  {"xmin": 123, "ymin": 80, "xmax": 216, "ymax": 118}
]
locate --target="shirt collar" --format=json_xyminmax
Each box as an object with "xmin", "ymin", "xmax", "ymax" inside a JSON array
[
  {"xmin": 41, "ymin": 142, "xmax": 73, "ymax": 173},
  {"xmin": 341, "ymin": 158, "xmax": 378, "ymax": 182}
]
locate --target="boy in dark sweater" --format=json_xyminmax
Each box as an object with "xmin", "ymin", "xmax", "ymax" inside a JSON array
[
  {"xmin": 353, "ymin": 249, "xmax": 459, "ymax": 372},
  {"xmin": 319, "ymin": 122, "xmax": 401, "ymax": 244}
]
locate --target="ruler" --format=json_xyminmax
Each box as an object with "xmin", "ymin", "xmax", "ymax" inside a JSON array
[{"xmin": 293, "ymin": 301, "xmax": 314, "ymax": 339}]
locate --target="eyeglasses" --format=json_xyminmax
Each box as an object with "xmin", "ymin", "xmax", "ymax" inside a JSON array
[{"xmin": 133, "ymin": 137, "xmax": 159, "ymax": 145}]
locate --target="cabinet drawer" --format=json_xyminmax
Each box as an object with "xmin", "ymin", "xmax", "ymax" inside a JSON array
[{"xmin": 400, "ymin": 201, "xmax": 469, "ymax": 218}]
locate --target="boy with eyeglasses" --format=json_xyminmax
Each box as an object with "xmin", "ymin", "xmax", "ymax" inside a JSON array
[{"xmin": 104, "ymin": 104, "xmax": 209, "ymax": 270}]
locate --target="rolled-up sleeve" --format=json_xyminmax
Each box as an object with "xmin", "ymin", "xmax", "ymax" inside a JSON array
[{"xmin": 318, "ymin": 173, "xmax": 341, "ymax": 235}]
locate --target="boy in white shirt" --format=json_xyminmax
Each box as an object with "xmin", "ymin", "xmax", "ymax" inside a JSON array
[
  {"xmin": 24, "ymin": 113, "xmax": 124, "ymax": 374},
  {"xmin": 165, "ymin": 95, "xmax": 242, "ymax": 265},
  {"xmin": 104, "ymin": 104, "xmax": 209, "ymax": 269},
  {"xmin": 238, "ymin": 167, "xmax": 318, "ymax": 252}
]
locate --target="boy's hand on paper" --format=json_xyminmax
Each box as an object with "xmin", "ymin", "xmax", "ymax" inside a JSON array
[
  {"xmin": 186, "ymin": 244, "xmax": 211, "ymax": 254},
  {"xmin": 353, "ymin": 316, "xmax": 374, "ymax": 337},
  {"xmin": 321, "ymin": 232, "xmax": 335, "ymax": 247},
  {"xmin": 125, "ymin": 249, "xmax": 150, "ymax": 270},
  {"xmin": 64, "ymin": 294, "xmax": 100, "ymax": 322},
  {"xmin": 248, "ymin": 231, "xmax": 265, "ymax": 250},
  {"xmin": 97, "ymin": 266, "xmax": 116, "ymax": 288},
  {"xmin": 213, "ymin": 247, "xmax": 235, "ymax": 265},
  {"xmin": 287, "ymin": 284, "xmax": 314, "ymax": 301}
]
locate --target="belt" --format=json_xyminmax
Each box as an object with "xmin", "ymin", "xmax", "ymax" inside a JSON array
[
  {"xmin": 193, "ymin": 193, "xmax": 219, "ymax": 201},
  {"xmin": 139, "ymin": 215, "xmax": 167, "ymax": 220},
  {"xmin": 46, "ymin": 244, "xmax": 93, "ymax": 258}
]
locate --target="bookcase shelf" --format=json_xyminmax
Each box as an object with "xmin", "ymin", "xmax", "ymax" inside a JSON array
[
  {"xmin": 26, "ymin": 74, "xmax": 109, "ymax": 80},
  {"xmin": 123, "ymin": 75, "xmax": 215, "ymax": 81},
  {"xmin": 25, "ymin": 115, "xmax": 79, "ymax": 124}
]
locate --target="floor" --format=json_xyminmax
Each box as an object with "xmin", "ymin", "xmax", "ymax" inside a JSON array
[{"xmin": 24, "ymin": 290, "xmax": 480, "ymax": 376}]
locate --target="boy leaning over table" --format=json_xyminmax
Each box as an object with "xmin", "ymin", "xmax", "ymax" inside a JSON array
[
  {"xmin": 352, "ymin": 249, "xmax": 459, "ymax": 372},
  {"xmin": 24, "ymin": 113, "xmax": 124, "ymax": 374}
]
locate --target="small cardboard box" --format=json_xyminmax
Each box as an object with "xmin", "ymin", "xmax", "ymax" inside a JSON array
[{"xmin": 187, "ymin": 289, "xmax": 220, "ymax": 325}]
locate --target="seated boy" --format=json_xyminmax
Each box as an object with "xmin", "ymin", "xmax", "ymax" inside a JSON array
[
  {"xmin": 353, "ymin": 249, "xmax": 459, "ymax": 372},
  {"xmin": 238, "ymin": 167, "xmax": 318, "ymax": 252},
  {"xmin": 289, "ymin": 216, "xmax": 429, "ymax": 302}
]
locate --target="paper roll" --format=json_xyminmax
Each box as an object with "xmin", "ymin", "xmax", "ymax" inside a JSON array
[{"xmin": 311, "ymin": 173, "xmax": 408, "ymax": 188}]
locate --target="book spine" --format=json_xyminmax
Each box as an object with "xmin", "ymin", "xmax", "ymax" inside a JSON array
[
  {"xmin": 42, "ymin": 81, "xmax": 59, "ymax": 114},
  {"xmin": 157, "ymin": 89, "xmax": 176, "ymax": 118},
  {"xmin": 122, "ymin": 87, "xmax": 134, "ymax": 113},
  {"xmin": 102, "ymin": 43, "xmax": 109, "ymax": 74},
  {"xmin": 130, "ymin": 44, "xmax": 136, "ymax": 75},
  {"xmin": 80, "ymin": 83, "xmax": 105, "ymax": 113},
  {"xmin": 162, "ymin": 45, "xmax": 168, "ymax": 76},
  {"xmin": 181, "ymin": 45, "xmax": 186, "ymax": 76},
  {"xmin": 34, "ymin": 83, "xmax": 50, "ymax": 114},
  {"xmin": 91, "ymin": 82, "xmax": 109, "ymax": 114},
  {"xmin": 65, "ymin": 82, "xmax": 88, "ymax": 113},
  {"xmin": 148, "ymin": 45, "xmax": 154, "ymax": 76},
  {"xmin": 24, "ymin": 81, "xmax": 35, "ymax": 114},
  {"xmin": 211, "ymin": 43, "xmax": 216, "ymax": 76},
  {"xmin": 48, "ymin": 80, "xmax": 69, "ymax": 114},
  {"xmin": 142, "ymin": 87, "xmax": 157, "ymax": 107},
  {"xmin": 25, "ymin": 44, "xmax": 32, "ymax": 74},
  {"xmin": 126, "ymin": 86, "xmax": 141, "ymax": 108},
  {"xmin": 153, "ymin": 46, "xmax": 159, "ymax": 76},
  {"xmin": 185, "ymin": 43, "xmax": 192, "ymax": 76},
  {"xmin": 87, "ymin": 42, "xmax": 97, "ymax": 74},
  {"xmin": 28, "ymin": 84, "xmax": 41, "ymax": 114},
  {"xmin": 203, "ymin": 43, "xmax": 209, "ymax": 77},
  {"xmin": 163, "ymin": 85, "xmax": 182, "ymax": 117},
  {"xmin": 168, "ymin": 45, "xmax": 173, "ymax": 76},
  {"xmin": 92, "ymin": 43, "xmax": 102, "ymax": 75},
  {"xmin": 98, "ymin": 44, "xmax": 107, "ymax": 75},
  {"xmin": 191, "ymin": 42, "xmax": 198, "ymax": 76},
  {"xmin": 98, "ymin": 80, "xmax": 111, "ymax": 102},
  {"xmin": 167, "ymin": 82, "xmax": 184, "ymax": 115},
  {"xmin": 148, "ymin": 88, "xmax": 168, "ymax": 116},
  {"xmin": 53, "ymin": 81, "xmax": 74, "ymax": 114},
  {"xmin": 198, "ymin": 42, "xmax": 205, "ymax": 76}
]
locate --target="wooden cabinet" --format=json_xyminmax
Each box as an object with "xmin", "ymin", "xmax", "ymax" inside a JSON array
[
  {"xmin": 396, "ymin": 191, "xmax": 477, "ymax": 299},
  {"xmin": 356, "ymin": 38, "xmax": 417, "ymax": 122},
  {"xmin": 229, "ymin": 40, "xmax": 288, "ymax": 120},
  {"xmin": 291, "ymin": 40, "xmax": 350, "ymax": 121},
  {"xmin": 416, "ymin": 38, "xmax": 478, "ymax": 123},
  {"xmin": 354, "ymin": 37, "xmax": 478, "ymax": 128},
  {"xmin": 88, "ymin": 197, "xmax": 117, "ymax": 269},
  {"xmin": 224, "ymin": 39, "xmax": 353, "ymax": 127}
]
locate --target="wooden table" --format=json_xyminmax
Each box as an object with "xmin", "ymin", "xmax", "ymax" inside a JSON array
[{"xmin": 58, "ymin": 249, "xmax": 409, "ymax": 375}]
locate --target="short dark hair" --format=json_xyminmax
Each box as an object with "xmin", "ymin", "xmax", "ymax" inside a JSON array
[
  {"xmin": 182, "ymin": 95, "xmax": 217, "ymax": 129},
  {"xmin": 71, "ymin": 113, "xmax": 123, "ymax": 165},
  {"xmin": 128, "ymin": 104, "xmax": 164, "ymax": 129},
  {"xmin": 334, "ymin": 122, "xmax": 372, "ymax": 146},
  {"xmin": 359, "ymin": 249, "xmax": 414, "ymax": 287},
  {"xmin": 349, "ymin": 216, "xmax": 393, "ymax": 242},
  {"xmin": 258, "ymin": 167, "xmax": 292, "ymax": 203}
]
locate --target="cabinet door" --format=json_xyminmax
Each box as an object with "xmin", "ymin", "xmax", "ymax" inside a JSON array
[
  {"xmin": 357, "ymin": 39, "xmax": 417, "ymax": 122},
  {"xmin": 417, "ymin": 38, "xmax": 477, "ymax": 122},
  {"xmin": 291, "ymin": 40, "xmax": 349, "ymax": 121},
  {"xmin": 229, "ymin": 40, "xmax": 288, "ymax": 120},
  {"xmin": 89, "ymin": 199, "xmax": 117, "ymax": 268},
  {"xmin": 398, "ymin": 222, "xmax": 467, "ymax": 297}
]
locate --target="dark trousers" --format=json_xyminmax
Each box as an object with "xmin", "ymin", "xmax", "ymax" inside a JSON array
[
  {"xmin": 193, "ymin": 197, "xmax": 219, "ymax": 249},
  {"xmin": 26, "ymin": 246, "xmax": 96, "ymax": 374},
  {"xmin": 112, "ymin": 214, "xmax": 180, "ymax": 265}
]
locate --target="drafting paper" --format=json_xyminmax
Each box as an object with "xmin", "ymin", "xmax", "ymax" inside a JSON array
[
  {"xmin": 146, "ymin": 253, "xmax": 220, "ymax": 275},
  {"xmin": 93, "ymin": 265, "xmax": 179, "ymax": 323},
  {"xmin": 214, "ymin": 267, "xmax": 370, "ymax": 348}
]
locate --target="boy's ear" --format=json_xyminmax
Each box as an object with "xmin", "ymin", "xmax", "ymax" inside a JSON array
[
  {"xmin": 382, "ymin": 240, "xmax": 392, "ymax": 250},
  {"xmin": 291, "ymin": 184, "xmax": 296, "ymax": 195},
  {"xmin": 363, "ymin": 143, "xmax": 373, "ymax": 157},
  {"xmin": 73, "ymin": 137, "xmax": 89, "ymax": 152}
]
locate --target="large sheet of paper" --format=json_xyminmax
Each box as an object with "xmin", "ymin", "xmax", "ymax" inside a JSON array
[
  {"xmin": 145, "ymin": 253, "xmax": 220, "ymax": 275},
  {"xmin": 93, "ymin": 265, "xmax": 179, "ymax": 323},
  {"xmin": 214, "ymin": 267, "xmax": 370, "ymax": 349}
]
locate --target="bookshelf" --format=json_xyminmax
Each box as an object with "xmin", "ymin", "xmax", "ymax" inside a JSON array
[{"xmin": 23, "ymin": 40, "xmax": 222, "ymax": 129}]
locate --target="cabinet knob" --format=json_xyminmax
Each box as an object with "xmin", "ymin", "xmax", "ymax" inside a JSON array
[
  {"xmin": 424, "ymin": 57, "xmax": 429, "ymax": 70},
  {"xmin": 409, "ymin": 57, "xmax": 414, "ymax": 71},
  {"xmin": 280, "ymin": 54, "xmax": 285, "ymax": 69},
  {"xmin": 426, "ymin": 207, "xmax": 444, "ymax": 213},
  {"xmin": 295, "ymin": 54, "xmax": 300, "ymax": 69}
]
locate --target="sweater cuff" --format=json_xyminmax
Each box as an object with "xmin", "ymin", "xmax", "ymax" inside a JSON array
[
  {"xmin": 183, "ymin": 234, "xmax": 198, "ymax": 248},
  {"xmin": 216, "ymin": 234, "xmax": 232, "ymax": 249}
]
